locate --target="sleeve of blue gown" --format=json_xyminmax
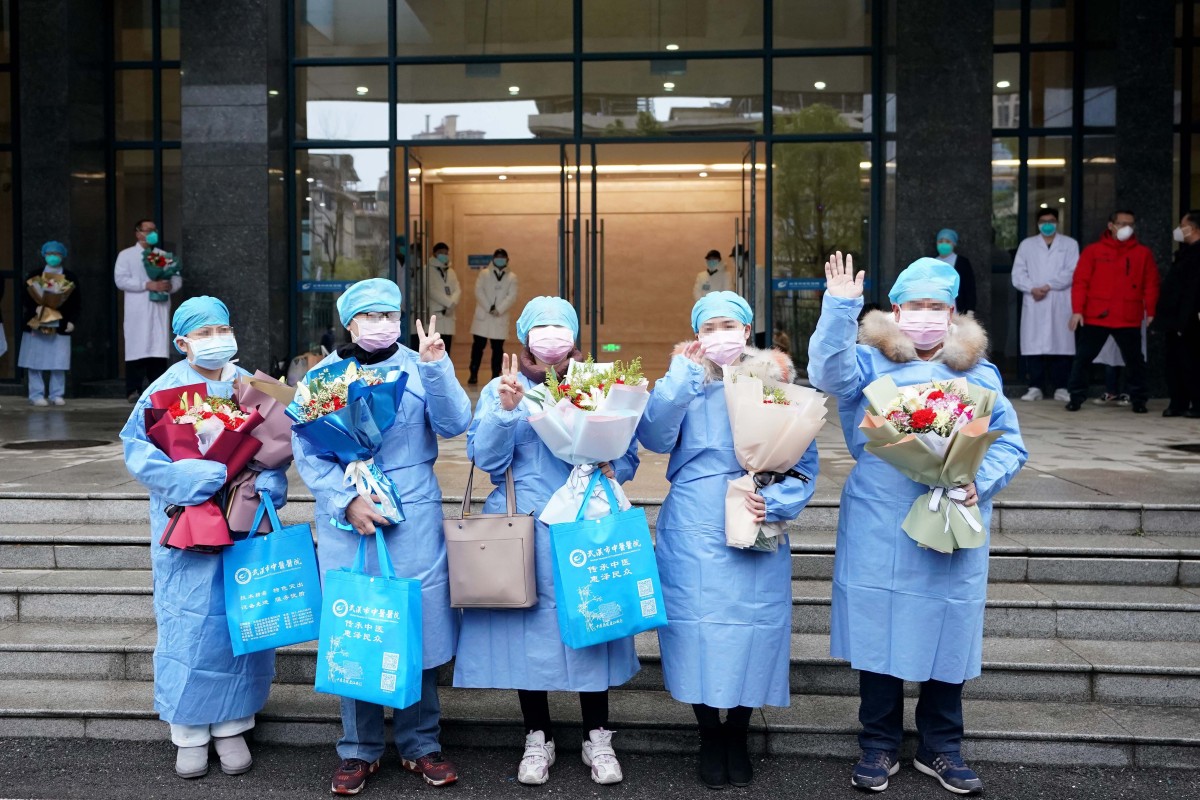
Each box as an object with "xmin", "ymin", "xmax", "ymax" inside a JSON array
[
  {"xmin": 807, "ymin": 294, "xmax": 867, "ymax": 401},
  {"xmin": 635, "ymin": 355, "xmax": 704, "ymax": 454},
  {"xmin": 973, "ymin": 376, "xmax": 1028, "ymax": 503},
  {"xmin": 466, "ymin": 380, "xmax": 524, "ymax": 474},
  {"xmin": 292, "ymin": 430, "xmax": 358, "ymax": 528},
  {"xmin": 761, "ymin": 439, "xmax": 820, "ymax": 523},
  {"xmin": 418, "ymin": 356, "xmax": 473, "ymax": 437},
  {"xmin": 119, "ymin": 398, "xmax": 228, "ymax": 506},
  {"xmin": 611, "ymin": 437, "xmax": 640, "ymax": 484},
  {"xmin": 254, "ymin": 467, "xmax": 289, "ymax": 509}
]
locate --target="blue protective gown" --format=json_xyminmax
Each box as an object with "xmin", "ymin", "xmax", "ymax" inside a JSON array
[
  {"xmin": 454, "ymin": 373, "xmax": 642, "ymax": 691},
  {"xmin": 120, "ymin": 360, "xmax": 289, "ymax": 726},
  {"xmin": 292, "ymin": 348, "xmax": 472, "ymax": 671},
  {"xmin": 636, "ymin": 355, "xmax": 820, "ymax": 709},
  {"xmin": 808, "ymin": 294, "xmax": 1028, "ymax": 684}
]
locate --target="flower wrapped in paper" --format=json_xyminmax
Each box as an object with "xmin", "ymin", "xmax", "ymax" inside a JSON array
[
  {"xmin": 859, "ymin": 376, "xmax": 1004, "ymax": 554},
  {"xmin": 25, "ymin": 273, "xmax": 76, "ymax": 332},
  {"xmin": 721, "ymin": 363, "xmax": 828, "ymax": 550},
  {"xmin": 522, "ymin": 358, "xmax": 651, "ymax": 524},
  {"xmin": 286, "ymin": 357, "xmax": 410, "ymax": 529},
  {"xmin": 143, "ymin": 383, "xmax": 265, "ymax": 552},
  {"xmin": 223, "ymin": 371, "xmax": 300, "ymax": 534},
  {"xmin": 142, "ymin": 249, "xmax": 181, "ymax": 302}
]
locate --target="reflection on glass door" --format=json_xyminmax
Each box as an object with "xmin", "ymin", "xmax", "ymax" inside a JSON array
[{"xmin": 402, "ymin": 147, "xmax": 426, "ymax": 344}]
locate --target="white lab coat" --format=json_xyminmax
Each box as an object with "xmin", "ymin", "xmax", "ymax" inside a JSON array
[
  {"xmin": 471, "ymin": 265, "xmax": 518, "ymax": 341},
  {"xmin": 693, "ymin": 265, "xmax": 732, "ymax": 301},
  {"xmin": 427, "ymin": 263, "xmax": 462, "ymax": 336},
  {"xmin": 1012, "ymin": 233, "xmax": 1079, "ymax": 356},
  {"xmin": 114, "ymin": 244, "xmax": 183, "ymax": 361}
]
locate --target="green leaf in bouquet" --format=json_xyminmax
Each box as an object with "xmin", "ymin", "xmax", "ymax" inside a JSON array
[{"xmin": 863, "ymin": 375, "xmax": 901, "ymax": 415}]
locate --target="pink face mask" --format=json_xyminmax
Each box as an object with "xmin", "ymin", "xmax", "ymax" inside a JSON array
[
  {"xmin": 353, "ymin": 318, "xmax": 401, "ymax": 352},
  {"xmin": 699, "ymin": 329, "xmax": 747, "ymax": 366},
  {"xmin": 897, "ymin": 308, "xmax": 951, "ymax": 350},
  {"xmin": 527, "ymin": 326, "xmax": 575, "ymax": 364}
]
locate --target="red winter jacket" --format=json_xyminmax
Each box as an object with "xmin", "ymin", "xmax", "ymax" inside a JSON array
[{"xmin": 1071, "ymin": 231, "xmax": 1160, "ymax": 328}]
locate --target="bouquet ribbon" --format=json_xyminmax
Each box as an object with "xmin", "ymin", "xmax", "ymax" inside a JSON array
[
  {"xmin": 336, "ymin": 458, "xmax": 403, "ymax": 529},
  {"xmin": 927, "ymin": 486, "xmax": 983, "ymax": 535}
]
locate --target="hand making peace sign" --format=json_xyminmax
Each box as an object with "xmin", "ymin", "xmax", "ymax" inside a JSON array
[
  {"xmin": 414, "ymin": 315, "xmax": 446, "ymax": 363},
  {"xmin": 497, "ymin": 353, "xmax": 526, "ymax": 411},
  {"xmin": 824, "ymin": 250, "xmax": 866, "ymax": 299}
]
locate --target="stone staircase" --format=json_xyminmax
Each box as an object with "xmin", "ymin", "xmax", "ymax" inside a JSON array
[{"xmin": 1, "ymin": 492, "xmax": 1198, "ymax": 768}]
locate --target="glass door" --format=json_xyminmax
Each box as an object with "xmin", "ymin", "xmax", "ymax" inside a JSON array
[
  {"xmin": 559, "ymin": 143, "xmax": 600, "ymax": 356},
  {"xmin": 401, "ymin": 147, "xmax": 426, "ymax": 344}
]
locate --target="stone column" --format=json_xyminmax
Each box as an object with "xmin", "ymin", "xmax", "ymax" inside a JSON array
[{"xmin": 893, "ymin": 0, "xmax": 994, "ymax": 325}]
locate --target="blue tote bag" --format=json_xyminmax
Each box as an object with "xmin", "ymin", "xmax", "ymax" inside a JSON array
[
  {"xmin": 223, "ymin": 494, "xmax": 323, "ymax": 656},
  {"xmin": 549, "ymin": 471, "xmax": 668, "ymax": 649},
  {"xmin": 315, "ymin": 529, "xmax": 423, "ymax": 709}
]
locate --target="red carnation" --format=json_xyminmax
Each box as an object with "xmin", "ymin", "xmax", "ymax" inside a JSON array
[
  {"xmin": 927, "ymin": 390, "xmax": 944, "ymax": 401},
  {"xmin": 910, "ymin": 408, "xmax": 937, "ymax": 430},
  {"xmin": 957, "ymin": 402, "xmax": 968, "ymax": 414}
]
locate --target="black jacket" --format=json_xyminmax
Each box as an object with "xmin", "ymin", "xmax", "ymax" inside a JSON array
[
  {"xmin": 1155, "ymin": 241, "xmax": 1200, "ymax": 333},
  {"xmin": 22, "ymin": 267, "xmax": 81, "ymax": 336},
  {"xmin": 950, "ymin": 254, "xmax": 977, "ymax": 315}
]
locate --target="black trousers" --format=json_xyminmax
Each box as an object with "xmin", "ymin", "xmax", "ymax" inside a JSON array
[
  {"xmin": 469, "ymin": 335, "xmax": 504, "ymax": 380},
  {"xmin": 1025, "ymin": 354, "xmax": 1072, "ymax": 394},
  {"xmin": 858, "ymin": 671, "xmax": 964, "ymax": 758},
  {"xmin": 125, "ymin": 357, "xmax": 168, "ymax": 396},
  {"xmin": 517, "ymin": 689, "xmax": 608, "ymax": 741},
  {"xmin": 692, "ymin": 703, "xmax": 754, "ymax": 730},
  {"xmin": 1068, "ymin": 325, "xmax": 1146, "ymax": 405},
  {"xmin": 1165, "ymin": 328, "xmax": 1200, "ymax": 412}
]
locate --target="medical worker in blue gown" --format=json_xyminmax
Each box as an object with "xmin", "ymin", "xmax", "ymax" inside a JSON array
[
  {"xmin": 456, "ymin": 296, "xmax": 640, "ymax": 787},
  {"xmin": 808, "ymin": 254, "xmax": 1027, "ymax": 796},
  {"xmin": 120, "ymin": 296, "xmax": 288, "ymax": 780},
  {"xmin": 291, "ymin": 279, "xmax": 472, "ymax": 795},
  {"xmin": 636, "ymin": 291, "xmax": 819, "ymax": 790}
]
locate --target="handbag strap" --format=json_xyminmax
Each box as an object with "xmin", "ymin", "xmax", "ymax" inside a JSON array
[
  {"xmin": 462, "ymin": 461, "xmax": 517, "ymax": 518},
  {"xmin": 248, "ymin": 491, "xmax": 284, "ymax": 534},
  {"xmin": 352, "ymin": 529, "xmax": 396, "ymax": 580},
  {"xmin": 574, "ymin": 469, "xmax": 621, "ymax": 522}
]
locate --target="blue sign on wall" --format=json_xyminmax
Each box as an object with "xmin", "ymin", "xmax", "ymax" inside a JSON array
[
  {"xmin": 772, "ymin": 277, "xmax": 873, "ymax": 292},
  {"xmin": 467, "ymin": 254, "xmax": 494, "ymax": 269},
  {"xmin": 298, "ymin": 280, "xmax": 355, "ymax": 293}
]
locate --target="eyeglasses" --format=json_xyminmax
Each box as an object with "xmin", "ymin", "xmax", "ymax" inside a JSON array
[
  {"xmin": 189, "ymin": 326, "xmax": 234, "ymax": 339},
  {"xmin": 357, "ymin": 311, "xmax": 401, "ymax": 323}
]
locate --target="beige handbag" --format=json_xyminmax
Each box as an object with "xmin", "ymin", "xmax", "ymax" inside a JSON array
[{"xmin": 443, "ymin": 464, "xmax": 537, "ymax": 609}]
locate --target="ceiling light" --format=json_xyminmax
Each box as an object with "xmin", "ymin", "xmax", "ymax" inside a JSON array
[
  {"xmin": 304, "ymin": 196, "xmax": 312, "ymax": 201},
  {"xmin": 355, "ymin": 86, "xmax": 369, "ymax": 95},
  {"xmin": 1040, "ymin": 202, "xmax": 1048, "ymax": 209},
  {"xmin": 498, "ymin": 175, "xmax": 508, "ymax": 181},
  {"xmin": 1058, "ymin": 197, "xmax": 1066, "ymax": 203},
  {"xmin": 996, "ymin": 80, "xmax": 1011, "ymax": 89},
  {"xmin": 665, "ymin": 43, "xmax": 680, "ymax": 51},
  {"xmin": 814, "ymin": 81, "xmax": 827, "ymax": 90},
  {"xmin": 306, "ymin": 177, "xmax": 314, "ymax": 183},
  {"xmin": 409, "ymin": 177, "xmax": 417, "ymax": 182},
  {"xmin": 663, "ymin": 82, "xmax": 675, "ymax": 91},
  {"xmin": 508, "ymin": 86, "xmax": 520, "ymax": 95},
  {"xmin": 319, "ymin": 202, "xmax": 326, "ymax": 207},
  {"xmin": 699, "ymin": 171, "xmax": 708, "ymax": 177},
  {"xmin": 268, "ymin": 89, "xmax": 280, "ymax": 96}
]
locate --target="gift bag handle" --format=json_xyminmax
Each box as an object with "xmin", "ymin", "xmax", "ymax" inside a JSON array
[
  {"xmin": 575, "ymin": 469, "xmax": 622, "ymax": 522},
  {"xmin": 461, "ymin": 461, "xmax": 517, "ymax": 518},
  {"xmin": 248, "ymin": 490, "xmax": 284, "ymax": 534},
  {"xmin": 352, "ymin": 529, "xmax": 397, "ymax": 580}
]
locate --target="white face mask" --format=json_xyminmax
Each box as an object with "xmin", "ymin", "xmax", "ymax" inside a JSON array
[
  {"xmin": 1174, "ymin": 227, "xmax": 1187, "ymax": 243},
  {"xmin": 1114, "ymin": 225, "xmax": 1134, "ymax": 242}
]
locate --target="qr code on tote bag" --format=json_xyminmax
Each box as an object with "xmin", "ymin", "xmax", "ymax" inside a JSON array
[
  {"xmin": 380, "ymin": 673, "xmax": 396, "ymax": 692},
  {"xmin": 640, "ymin": 598, "xmax": 658, "ymax": 617},
  {"xmin": 637, "ymin": 578, "xmax": 654, "ymax": 598},
  {"xmin": 382, "ymin": 652, "xmax": 400, "ymax": 671}
]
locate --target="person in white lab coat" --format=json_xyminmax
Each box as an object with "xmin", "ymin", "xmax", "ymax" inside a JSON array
[
  {"xmin": 114, "ymin": 219, "xmax": 182, "ymax": 402},
  {"xmin": 427, "ymin": 242, "xmax": 462, "ymax": 355},
  {"xmin": 469, "ymin": 248, "xmax": 518, "ymax": 385},
  {"xmin": 693, "ymin": 249, "xmax": 732, "ymax": 302},
  {"xmin": 1011, "ymin": 208, "xmax": 1078, "ymax": 402}
]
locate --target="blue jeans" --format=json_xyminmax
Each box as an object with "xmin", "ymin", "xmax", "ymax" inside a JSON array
[
  {"xmin": 337, "ymin": 667, "xmax": 442, "ymax": 762},
  {"xmin": 28, "ymin": 369, "xmax": 66, "ymax": 402},
  {"xmin": 858, "ymin": 670, "xmax": 964, "ymax": 759}
]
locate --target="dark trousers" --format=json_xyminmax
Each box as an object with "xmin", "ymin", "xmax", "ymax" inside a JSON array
[
  {"xmin": 1165, "ymin": 328, "xmax": 1200, "ymax": 412},
  {"xmin": 469, "ymin": 335, "xmax": 504, "ymax": 380},
  {"xmin": 1068, "ymin": 325, "xmax": 1146, "ymax": 404},
  {"xmin": 517, "ymin": 689, "xmax": 608, "ymax": 741},
  {"xmin": 125, "ymin": 357, "xmax": 168, "ymax": 396},
  {"xmin": 692, "ymin": 703, "xmax": 754, "ymax": 730},
  {"xmin": 1025, "ymin": 354, "xmax": 1072, "ymax": 394},
  {"xmin": 858, "ymin": 670, "xmax": 964, "ymax": 759}
]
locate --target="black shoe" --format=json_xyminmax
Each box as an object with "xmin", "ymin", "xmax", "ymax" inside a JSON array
[
  {"xmin": 724, "ymin": 723, "xmax": 752, "ymax": 788},
  {"xmin": 697, "ymin": 726, "xmax": 728, "ymax": 789},
  {"xmin": 1132, "ymin": 403, "xmax": 1148, "ymax": 414},
  {"xmin": 1064, "ymin": 401, "xmax": 1082, "ymax": 411},
  {"xmin": 913, "ymin": 752, "xmax": 983, "ymax": 795},
  {"xmin": 851, "ymin": 749, "xmax": 899, "ymax": 792},
  {"xmin": 467, "ymin": 375, "xmax": 478, "ymax": 386},
  {"xmin": 1164, "ymin": 407, "xmax": 1186, "ymax": 417}
]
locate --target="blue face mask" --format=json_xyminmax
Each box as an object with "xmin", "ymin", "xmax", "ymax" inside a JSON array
[
  {"xmin": 936, "ymin": 242, "xmax": 954, "ymax": 256},
  {"xmin": 435, "ymin": 252, "xmax": 449, "ymax": 264},
  {"xmin": 1039, "ymin": 222, "xmax": 1057, "ymax": 237},
  {"xmin": 45, "ymin": 254, "xmax": 64, "ymax": 268},
  {"xmin": 187, "ymin": 335, "xmax": 238, "ymax": 369},
  {"xmin": 145, "ymin": 230, "xmax": 159, "ymax": 246},
  {"xmin": 706, "ymin": 259, "xmax": 720, "ymax": 270},
  {"xmin": 494, "ymin": 258, "xmax": 507, "ymax": 268}
]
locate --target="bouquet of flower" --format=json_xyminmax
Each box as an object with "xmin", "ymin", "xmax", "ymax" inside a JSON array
[
  {"xmin": 26, "ymin": 273, "xmax": 76, "ymax": 331},
  {"xmin": 523, "ymin": 358, "xmax": 651, "ymax": 525},
  {"xmin": 722, "ymin": 364, "xmax": 827, "ymax": 551},
  {"xmin": 144, "ymin": 383, "xmax": 266, "ymax": 552},
  {"xmin": 860, "ymin": 376, "xmax": 1003, "ymax": 554},
  {"xmin": 286, "ymin": 358, "xmax": 409, "ymax": 529},
  {"xmin": 142, "ymin": 249, "xmax": 180, "ymax": 302},
  {"xmin": 223, "ymin": 372, "xmax": 300, "ymax": 534}
]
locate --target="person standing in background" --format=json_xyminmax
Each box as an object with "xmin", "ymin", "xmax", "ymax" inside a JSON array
[
  {"xmin": 693, "ymin": 249, "xmax": 732, "ymax": 301},
  {"xmin": 20, "ymin": 241, "xmax": 80, "ymax": 407},
  {"xmin": 1156, "ymin": 210, "xmax": 1200, "ymax": 417},
  {"xmin": 427, "ymin": 242, "xmax": 461, "ymax": 356},
  {"xmin": 469, "ymin": 248, "xmax": 518, "ymax": 386},
  {"xmin": 934, "ymin": 229, "xmax": 977, "ymax": 315},
  {"xmin": 1012, "ymin": 209, "xmax": 1079, "ymax": 403},
  {"xmin": 115, "ymin": 219, "xmax": 182, "ymax": 402}
]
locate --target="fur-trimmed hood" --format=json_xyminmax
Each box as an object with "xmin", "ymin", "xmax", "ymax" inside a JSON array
[
  {"xmin": 857, "ymin": 310, "xmax": 989, "ymax": 371},
  {"xmin": 670, "ymin": 342, "xmax": 795, "ymax": 383}
]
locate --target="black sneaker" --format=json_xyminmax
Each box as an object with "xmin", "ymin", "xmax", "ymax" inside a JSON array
[
  {"xmin": 1132, "ymin": 403, "xmax": 1148, "ymax": 414},
  {"xmin": 1064, "ymin": 401, "xmax": 1082, "ymax": 411},
  {"xmin": 913, "ymin": 752, "xmax": 983, "ymax": 795},
  {"xmin": 851, "ymin": 749, "xmax": 899, "ymax": 792}
]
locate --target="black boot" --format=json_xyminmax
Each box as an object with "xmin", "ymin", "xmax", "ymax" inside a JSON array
[
  {"xmin": 697, "ymin": 726, "xmax": 728, "ymax": 789},
  {"xmin": 724, "ymin": 723, "xmax": 752, "ymax": 787}
]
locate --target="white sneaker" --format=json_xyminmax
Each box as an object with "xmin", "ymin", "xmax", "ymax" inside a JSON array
[
  {"xmin": 1053, "ymin": 388, "xmax": 1070, "ymax": 403},
  {"xmin": 582, "ymin": 728, "xmax": 623, "ymax": 785},
  {"xmin": 517, "ymin": 730, "xmax": 555, "ymax": 785},
  {"xmin": 30, "ymin": 398, "xmax": 49, "ymax": 407},
  {"xmin": 51, "ymin": 398, "xmax": 66, "ymax": 406},
  {"xmin": 1019, "ymin": 387, "xmax": 1043, "ymax": 402}
]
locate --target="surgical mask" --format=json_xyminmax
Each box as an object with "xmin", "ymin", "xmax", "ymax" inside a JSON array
[
  {"xmin": 897, "ymin": 309, "xmax": 951, "ymax": 350},
  {"xmin": 494, "ymin": 258, "xmax": 507, "ymax": 268},
  {"xmin": 527, "ymin": 326, "xmax": 575, "ymax": 364},
  {"xmin": 1114, "ymin": 225, "xmax": 1134, "ymax": 242},
  {"xmin": 1039, "ymin": 222, "xmax": 1057, "ymax": 237},
  {"xmin": 699, "ymin": 329, "xmax": 746, "ymax": 366},
  {"xmin": 352, "ymin": 318, "xmax": 401, "ymax": 352},
  {"xmin": 145, "ymin": 231, "xmax": 159, "ymax": 246},
  {"xmin": 936, "ymin": 242, "xmax": 954, "ymax": 256},
  {"xmin": 706, "ymin": 259, "xmax": 720, "ymax": 272},
  {"xmin": 435, "ymin": 253, "xmax": 449, "ymax": 264},
  {"xmin": 1173, "ymin": 227, "xmax": 1187, "ymax": 243},
  {"xmin": 187, "ymin": 335, "xmax": 238, "ymax": 369},
  {"xmin": 44, "ymin": 254, "xmax": 63, "ymax": 268}
]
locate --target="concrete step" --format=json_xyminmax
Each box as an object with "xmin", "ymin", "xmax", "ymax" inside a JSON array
[
  {"xmin": 3, "ymin": 622, "xmax": 1197, "ymax": 708},
  {"xmin": 0, "ymin": 679, "xmax": 1195, "ymax": 768}
]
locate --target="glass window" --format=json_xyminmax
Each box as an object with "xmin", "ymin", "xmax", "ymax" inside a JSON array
[
  {"xmin": 0, "ymin": 72, "xmax": 10, "ymax": 143},
  {"xmin": 1030, "ymin": 0, "xmax": 1074, "ymax": 43},
  {"xmin": 114, "ymin": 150, "xmax": 156, "ymax": 245},
  {"xmin": 162, "ymin": 149, "xmax": 182, "ymax": 252},
  {"xmin": 397, "ymin": 62, "xmax": 573, "ymax": 140},
  {"xmin": 297, "ymin": 66, "xmax": 390, "ymax": 141},
  {"xmin": 162, "ymin": 0, "xmax": 181, "ymax": 60},
  {"xmin": 993, "ymin": 52, "xmax": 1020, "ymax": 129},
  {"xmin": 992, "ymin": 137, "xmax": 1019, "ymax": 256},
  {"xmin": 1029, "ymin": 136, "xmax": 1071, "ymax": 232},
  {"xmin": 398, "ymin": 0, "xmax": 573, "ymax": 56},
  {"xmin": 1080, "ymin": 136, "xmax": 1116, "ymax": 238},
  {"xmin": 584, "ymin": 0, "xmax": 762, "ymax": 53},
  {"xmin": 1083, "ymin": 49, "xmax": 1116, "ymax": 127},
  {"xmin": 296, "ymin": 0, "xmax": 389, "ymax": 59},
  {"xmin": 0, "ymin": 0, "xmax": 11, "ymax": 63},
  {"xmin": 775, "ymin": 0, "xmax": 870, "ymax": 49},
  {"xmin": 994, "ymin": 0, "xmax": 1021, "ymax": 45},
  {"xmin": 114, "ymin": 0, "xmax": 154, "ymax": 61},
  {"xmin": 1084, "ymin": 0, "xmax": 1118, "ymax": 44},
  {"xmin": 583, "ymin": 59, "xmax": 761, "ymax": 137},
  {"xmin": 0, "ymin": 150, "xmax": 11, "ymax": 271},
  {"xmin": 1191, "ymin": 134, "xmax": 1200, "ymax": 215},
  {"xmin": 162, "ymin": 68, "xmax": 181, "ymax": 140},
  {"xmin": 115, "ymin": 69, "xmax": 155, "ymax": 140},
  {"xmin": 773, "ymin": 57, "xmax": 872, "ymax": 134},
  {"xmin": 1029, "ymin": 51, "xmax": 1073, "ymax": 128}
]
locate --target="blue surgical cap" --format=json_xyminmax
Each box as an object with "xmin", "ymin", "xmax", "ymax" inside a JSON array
[
  {"xmin": 336, "ymin": 278, "xmax": 402, "ymax": 327},
  {"xmin": 691, "ymin": 290, "xmax": 753, "ymax": 332},
  {"xmin": 41, "ymin": 241, "xmax": 67, "ymax": 258},
  {"xmin": 888, "ymin": 257, "xmax": 961, "ymax": 307},
  {"xmin": 935, "ymin": 228, "xmax": 959, "ymax": 245},
  {"xmin": 172, "ymin": 296, "xmax": 230, "ymax": 353},
  {"xmin": 516, "ymin": 296, "xmax": 579, "ymax": 345}
]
